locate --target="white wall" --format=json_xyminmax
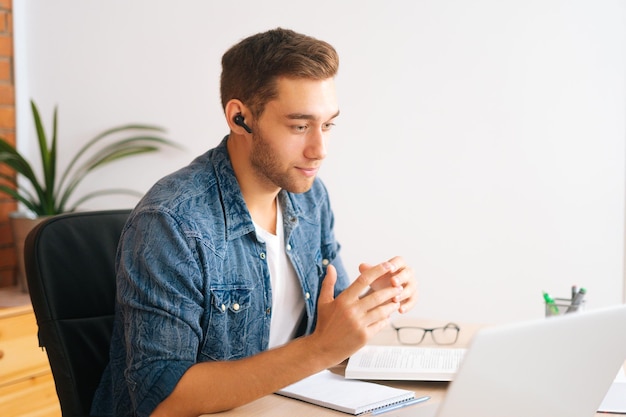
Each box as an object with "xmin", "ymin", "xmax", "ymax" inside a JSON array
[{"xmin": 14, "ymin": 0, "xmax": 626, "ymax": 324}]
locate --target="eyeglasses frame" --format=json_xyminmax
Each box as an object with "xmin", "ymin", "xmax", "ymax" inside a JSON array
[{"xmin": 390, "ymin": 322, "xmax": 461, "ymax": 345}]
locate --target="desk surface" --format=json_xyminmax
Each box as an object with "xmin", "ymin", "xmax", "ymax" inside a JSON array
[
  {"xmin": 203, "ymin": 375, "xmax": 447, "ymax": 416},
  {"xmin": 202, "ymin": 320, "xmax": 616, "ymax": 417}
]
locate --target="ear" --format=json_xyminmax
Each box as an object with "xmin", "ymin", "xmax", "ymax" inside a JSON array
[{"xmin": 225, "ymin": 99, "xmax": 251, "ymax": 135}]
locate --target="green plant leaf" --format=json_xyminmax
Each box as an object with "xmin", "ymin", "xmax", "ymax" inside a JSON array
[
  {"xmin": 56, "ymin": 144, "xmax": 160, "ymax": 211},
  {"xmin": 0, "ymin": 100, "xmax": 180, "ymax": 215},
  {"xmin": 0, "ymin": 139, "xmax": 48, "ymax": 211},
  {"xmin": 56, "ymin": 135, "xmax": 178, "ymax": 210},
  {"xmin": 49, "ymin": 103, "xmax": 58, "ymax": 212},
  {"xmin": 60, "ymin": 124, "xmax": 167, "ymax": 186},
  {"xmin": 0, "ymin": 184, "xmax": 40, "ymax": 213},
  {"xmin": 30, "ymin": 101, "xmax": 52, "ymax": 186}
]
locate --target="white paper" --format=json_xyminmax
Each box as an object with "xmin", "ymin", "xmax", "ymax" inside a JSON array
[
  {"xmin": 277, "ymin": 370, "xmax": 416, "ymax": 415},
  {"xmin": 598, "ymin": 368, "xmax": 626, "ymax": 414}
]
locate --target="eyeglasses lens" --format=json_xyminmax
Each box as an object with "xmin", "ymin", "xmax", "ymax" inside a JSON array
[
  {"xmin": 397, "ymin": 328, "xmax": 426, "ymax": 345},
  {"xmin": 431, "ymin": 326, "xmax": 458, "ymax": 345}
]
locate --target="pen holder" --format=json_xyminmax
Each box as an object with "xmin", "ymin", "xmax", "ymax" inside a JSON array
[{"xmin": 545, "ymin": 297, "xmax": 586, "ymax": 317}]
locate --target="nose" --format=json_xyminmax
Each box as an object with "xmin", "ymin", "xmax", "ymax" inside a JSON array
[{"xmin": 304, "ymin": 128, "xmax": 327, "ymax": 160}]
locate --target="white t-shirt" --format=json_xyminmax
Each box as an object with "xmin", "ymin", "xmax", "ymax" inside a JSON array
[{"xmin": 254, "ymin": 202, "xmax": 305, "ymax": 348}]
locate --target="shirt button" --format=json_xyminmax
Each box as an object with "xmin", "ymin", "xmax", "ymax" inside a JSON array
[
  {"xmin": 305, "ymin": 292, "xmax": 311, "ymax": 300},
  {"xmin": 266, "ymin": 307, "xmax": 271, "ymax": 315},
  {"xmin": 233, "ymin": 303, "xmax": 240, "ymax": 311},
  {"xmin": 286, "ymin": 244, "xmax": 292, "ymax": 251},
  {"xmin": 322, "ymin": 259, "xmax": 329, "ymax": 266},
  {"xmin": 221, "ymin": 304, "xmax": 226, "ymax": 312},
  {"xmin": 260, "ymin": 252, "xmax": 266, "ymax": 259}
]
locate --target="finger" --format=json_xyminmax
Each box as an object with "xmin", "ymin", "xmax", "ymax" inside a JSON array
[
  {"xmin": 358, "ymin": 262, "xmax": 373, "ymax": 273},
  {"xmin": 358, "ymin": 263, "xmax": 377, "ymax": 297},
  {"xmin": 387, "ymin": 258, "xmax": 409, "ymax": 285},
  {"xmin": 398, "ymin": 296, "xmax": 418, "ymax": 314},
  {"xmin": 394, "ymin": 268, "xmax": 418, "ymax": 313},
  {"xmin": 387, "ymin": 256, "xmax": 407, "ymax": 272},
  {"xmin": 398, "ymin": 284, "xmax": 418, "ymax": 313},
  {"xmin": 363, "ymin": 297, "xmax": 401, "ymax": 327},
  {"xmin": 318, "ymin": 265, "xmax": 337, "ymax": 304},
  {"xmin": 388, "ymin": 262, "xmax": 414, "ymax": 288},
  {"xmin": 388, "ymin": 266, "xmax": 412, "ymax": 289},
  {"xmin": 359, "ymin": 284, "xmax": 403, "ymax": 312},
  {"xmin": 366, "ymin": 315, "xmax": 394, "ymax": 335},
  {"xmin": 345, "ymin": 261, "xmax": 398, "ymax": 299},
  {"xmin": 366, "ymin": 257, "xmax": 407, "ymax": 289},
  {"xmin": 361, "ymin": 257, "xmax": 406, "ymax": 276}
]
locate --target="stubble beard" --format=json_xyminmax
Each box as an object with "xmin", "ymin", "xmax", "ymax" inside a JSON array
[{"xmin": 250, "ymin": 130, "xmax": 316, "ymax": 194}]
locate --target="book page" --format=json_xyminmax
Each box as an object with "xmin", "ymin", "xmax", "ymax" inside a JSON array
[{"xmin": 345, "ymin": 345, "xmax": 466, "ymax": 381}]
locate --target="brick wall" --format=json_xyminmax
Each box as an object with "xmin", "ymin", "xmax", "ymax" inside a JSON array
[{"xmin": 0, "ymin": 0, "xmax": 16, "ymax": 288}]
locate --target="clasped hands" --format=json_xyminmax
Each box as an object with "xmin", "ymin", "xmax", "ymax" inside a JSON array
[{"xmin": 311, "ymin": 256, "xmax": 417, "ymax": 365}]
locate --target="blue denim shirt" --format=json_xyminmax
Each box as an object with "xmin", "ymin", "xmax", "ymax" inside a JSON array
[{"xmin": 91, "ymin": 137, "xmax": 349, "ymax": 417}]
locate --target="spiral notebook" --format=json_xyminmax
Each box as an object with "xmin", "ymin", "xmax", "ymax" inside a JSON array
[{"xmin": 276, "ymin": 370, "xmax": 419, "ymax": 415}]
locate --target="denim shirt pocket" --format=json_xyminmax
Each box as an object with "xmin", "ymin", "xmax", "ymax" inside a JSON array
[{"xmin": 201, "ymin": 287, "xmax": 253, "ymax": 361}]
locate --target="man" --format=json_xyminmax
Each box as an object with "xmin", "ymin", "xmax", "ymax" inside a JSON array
[{"xmin": 92, "ymin": 28, "xmax": 417, "ymax": 417}]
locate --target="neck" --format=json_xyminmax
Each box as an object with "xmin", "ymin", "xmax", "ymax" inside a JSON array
[
  {"xmin": 227, "ymin": 135, "xmax": 280, "ymax": 234},
  {"xmin": 251, "ymin": 196, "xmax": 278, "ymax": 235}
]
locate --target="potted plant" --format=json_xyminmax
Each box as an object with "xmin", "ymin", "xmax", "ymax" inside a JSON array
[{"xmin": 0, "ymin": 99, "xmax": 180, "ymax": 291}]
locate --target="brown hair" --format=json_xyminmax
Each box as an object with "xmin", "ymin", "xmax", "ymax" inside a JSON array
[{"xmin": 220, "ymin": 28, "xmax": 339, "ymax": 118}]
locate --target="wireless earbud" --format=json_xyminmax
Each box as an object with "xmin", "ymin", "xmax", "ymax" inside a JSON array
[{"xmin": 233, "ymin": 114, "xmax": 253, "ymax": 134}]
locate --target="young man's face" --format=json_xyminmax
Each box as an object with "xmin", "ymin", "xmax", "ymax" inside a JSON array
[{"xmin": 249, "ymin": 76, "xmax": 339, "ymax": 194}]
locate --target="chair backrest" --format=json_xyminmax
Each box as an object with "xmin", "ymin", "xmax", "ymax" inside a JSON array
[{"xmin": 24, "ymin": 210, "xmax": 130, "ymax": 417}]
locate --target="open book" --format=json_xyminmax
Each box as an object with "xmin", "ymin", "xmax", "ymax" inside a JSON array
[
  {"xmin": 276, "ymin": 370, "xmax": 421, "ymax": 415},
  {"xmin": 345, "ymin": 345, "xmax": 467, "ymax": 381}
]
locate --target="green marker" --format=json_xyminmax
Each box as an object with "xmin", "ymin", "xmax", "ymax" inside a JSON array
[{"xmin": 543, "ymin": 291, "xmax": 560, "ymax": 315}]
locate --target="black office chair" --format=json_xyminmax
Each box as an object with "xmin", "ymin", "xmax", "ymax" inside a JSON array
[{"xmin": 24, "ymin": 209, "xmax": 130, "ymax": 417}]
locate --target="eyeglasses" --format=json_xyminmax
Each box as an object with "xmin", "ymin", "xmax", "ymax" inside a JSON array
[{"xmin": 391, "ymin": 322, "xmax": 460, "ymax": 345}]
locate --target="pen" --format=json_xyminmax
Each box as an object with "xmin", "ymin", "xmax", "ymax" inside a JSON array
[
  {"xmin": 566, "ymin": 287, "xmax": 586, "ymax": 313},
  {"xmin": 371, "ymin": 396, "xmax": 430, "ymax": 415},
  {"xmin": 571, "ymin": 285, "xmax": 577, "ymax": 301},
  {"xmin": 543, "ymin": 291, "xmax": 559, "ymax": 315}
]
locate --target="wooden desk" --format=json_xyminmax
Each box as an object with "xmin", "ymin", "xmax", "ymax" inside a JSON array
[
  {"xmin": 202, "ymin": 320, "xmax": 617, "ymax": 416},
  {"xmin": 200, "ymin": 372, "xmax": 446, "ymax": 416}
]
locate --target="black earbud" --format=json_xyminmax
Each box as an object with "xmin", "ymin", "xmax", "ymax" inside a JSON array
[{"xmin": 233, "ymin": 114, "xmax": 253, "ymax": 134}]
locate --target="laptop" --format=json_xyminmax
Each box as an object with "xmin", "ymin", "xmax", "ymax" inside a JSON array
[{"xmin": 388, "ymin": 303, "xmax": 626, "ymax": 417}]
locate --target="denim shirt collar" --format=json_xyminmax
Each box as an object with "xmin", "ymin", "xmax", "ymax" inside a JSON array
[{"xmin": 211, "ymin": 136, "xmax": 308, "ymax": 242}]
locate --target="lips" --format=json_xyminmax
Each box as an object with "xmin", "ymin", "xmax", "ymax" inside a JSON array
[{"xmin": 297, "ymin": 166, "xmax": 319, "ymax": 177}]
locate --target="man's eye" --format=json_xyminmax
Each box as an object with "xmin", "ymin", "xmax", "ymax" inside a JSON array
[
  {"xmin": 293, "ymin": 125, "xmax": 308, "ymax": 132},
  {"xmin": 322, "ymin": 123, "xmax": 336, "ymax": 131}
]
